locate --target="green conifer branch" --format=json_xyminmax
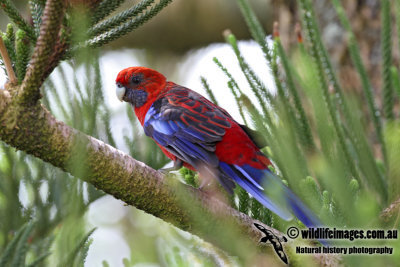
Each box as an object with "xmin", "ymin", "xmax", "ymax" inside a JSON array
[
  {"xmin": 29, "ymin": 0, "xmax": 46, "ymax": 34},
  {"xmin": 90, "ymin": 0, "xmax": 154, "ymax": 37},
  {"xmin": 1, "ymin": 33, "xmax": 16, "ymax": 64},
  {"xmin": 102, "ymin": 111, "xmax": 117, "ymax": 148},
  {"xmin": 44, "ymin": 79, "xmax": 70, "ymax": 121},
  {"xmin": 0, "ymin": 223, "xmax": 30, "ymax": 266},
  {"xmin": 236, "ymin": 0, "xmax": 271, "ymax": 63},
  {"xmin": 271, "ymin": 39, "xmax": 310, "ymax": 178},
  {"xmin": 19, "ymin": 0, "xmax": 67, "ymax": 105},
  {"xmin": 212, "ymin": 57, "xmax": 250, "ymax": 126},
  {"xmin": 10, "ymin": 222, "xmax": 35, "ymax": 267},
  {"xmin": 0, "ymin": 34, "xmax": 17, "ymax": 84},
  {"xmin": 299, "ymin": 0, "xmax": 359, "ymax": 181},
  {"xmin": 86, "ymin": 0, "xmax": 172, "ymax": 48},
  {"xmin": 0, "ymin": 0, "xmax": 37, "ymax": 41},
  {"xmin": 224, "ymin": 33, "xmax": 271, "ymax": 118},
  {"xmin": 396, "ymin": 0, "xmax": 400, "ymax": 57},
  {"xmin": 236, "ymin": 186, "xmax": 250, "ymax": 213},
  {"xmin": 391, "ymin": 66, "xmax": 400, "ymax": 99},
  {"xmin": 250, "ymin": 198, "xmax": 262, "ymax": 220},
  {"xmin": 299, "ymin": 1, "xmax": 363, "ymax": 171},
  {"xmin": 15, "ymin": 30, "xmax": 31, "ymax": 83},
  {"xmin": 26, "ymin": 252, "xmax": 52, "ymax": 267},
  {"xmin": 59, "ymin": 228, "xmax": 96, "ymax": 266},
  {"xmin": 302, "ymin": 0, "xmax": 386, "ymax": 198},
  {"xmin": 300, "ymin": 176, "xmax": 323, "ymax": 211},
  {"xmin": 382, "ymin": 0, "xmax": 394, "ymax": 120},
  {"xmin": 1, "ymin": 24, "xmax": 17, "ymax": 64},
  {"xmin": 200, "ymin": 76, "xmax": 219, "ymax": 105},
  {"xmin": 275, "ymin": 37, "xmax": 315, "ymax": 151},
  {"xmin": 332, "ymin": 0, "xmax": 385, "ymax": 159},
  {"xmin": 301, "ymin": 1, "xmax": 349, "ymax": 120},
  {"xmin": 228, "ymin": 81, "xmax": 248, "ymax": 126},
  {"xmin": 92, "ymin": 0, "xmax": 127, "ymax": 25},
  {"xmin": 6, "ymin": 23, "xmax": 15, "ymax": 47}
]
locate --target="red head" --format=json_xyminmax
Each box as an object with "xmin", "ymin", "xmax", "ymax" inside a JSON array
[{"xmin": 115, "ymin": 67, "xmax": 167, "ymax": 107}]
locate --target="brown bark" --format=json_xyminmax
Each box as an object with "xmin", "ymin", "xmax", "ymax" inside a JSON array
[
  {"xmin": 19, "ymin": 0, "xmax": 67, "ymax": 104},
  {"xmin": 381, "ymin": 197, "xmax": 400, "ymax": 222}
]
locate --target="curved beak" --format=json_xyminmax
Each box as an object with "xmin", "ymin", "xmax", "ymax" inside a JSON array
[{"xmin": 116, "ymin": 84, "xmax": 126, "ymax": 102}]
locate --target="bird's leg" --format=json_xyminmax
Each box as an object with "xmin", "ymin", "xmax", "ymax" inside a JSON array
[
  {"xmin": 198, "ymin": 174, "xmax": 213, "ymax": 190},
  {"xmin": 197, "ymin": 165, "xmax": 219, "ymax": 191},
  {"xmin": 159, "ymin": 159, "xmax": 183, "ymax": 174}
]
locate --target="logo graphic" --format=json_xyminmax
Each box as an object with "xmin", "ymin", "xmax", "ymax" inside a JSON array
[{"xmin": 254, "ymin": 223, "xmax": 288, "ymax": 264}]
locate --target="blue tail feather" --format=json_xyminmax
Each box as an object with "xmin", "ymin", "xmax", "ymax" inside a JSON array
[{"xmin": 219, "ymin": 162, "xmax": 322, "ymax": 229}]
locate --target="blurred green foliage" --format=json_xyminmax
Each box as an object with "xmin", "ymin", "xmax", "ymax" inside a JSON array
[
  {"xmin": 0, "ymin": 0, "xmax": 175, "ymax": 266},
  {"xmin": 207, "ymin": 0, "xmax": 400, "ymax": 265}
]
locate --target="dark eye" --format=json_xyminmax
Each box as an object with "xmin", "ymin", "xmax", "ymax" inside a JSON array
[
  {"xmin": 117, "ymin": 82, "xmax": 123, "ymax": 88},
  {"xmin": 131, "ymin": 76, "xmax": 141, "ymax": 85}
]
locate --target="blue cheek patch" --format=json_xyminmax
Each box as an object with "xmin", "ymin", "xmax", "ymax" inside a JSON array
[{"xmin": 133, "ymin": 90, "xmax": 148, "ymax": 107}]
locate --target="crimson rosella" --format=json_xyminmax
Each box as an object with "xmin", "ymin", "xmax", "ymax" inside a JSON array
[{"xmin": 115, "ymin": 66, "xmax": 321, "ymax": 228}]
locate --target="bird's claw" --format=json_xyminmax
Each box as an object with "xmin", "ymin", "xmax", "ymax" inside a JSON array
[{"xmin": 158, "ymin": 160, "xmax": 183, "ymax": 174}]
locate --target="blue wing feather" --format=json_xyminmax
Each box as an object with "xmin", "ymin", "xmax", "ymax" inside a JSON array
[{"xmin": 143, "ymin": 86, "xmax": 230, "ymax": 172}]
